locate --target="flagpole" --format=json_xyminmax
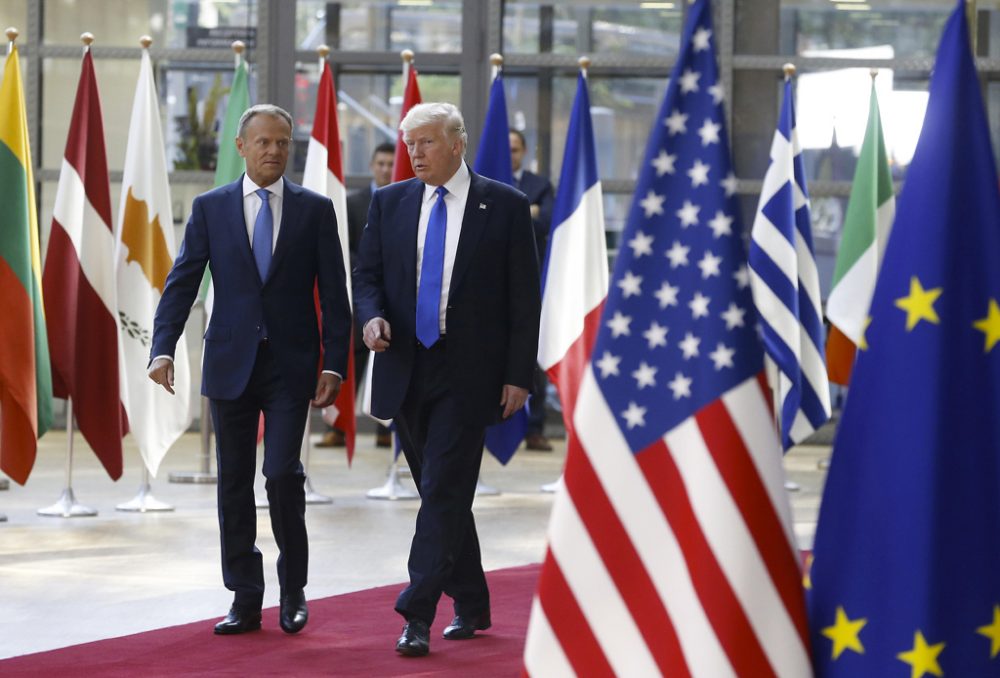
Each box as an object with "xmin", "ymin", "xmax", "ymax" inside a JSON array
[
  {"xmin": 366, "ymin": 431, "xmax": 418, "ymax": 500},
  {"xmin": 170, "ymin": 40, "xmax": 247, "ymax": 486},
  {"xmin": 38, "ymin": 396, "xmax": 97, "ymax": 517},
  {"xmin": 298, "ymin": 43, "xmax": 336, "ymax": 506},
  {"xmin": 112, "ymin": 36, "xmax": 177, "ymax": 513}
]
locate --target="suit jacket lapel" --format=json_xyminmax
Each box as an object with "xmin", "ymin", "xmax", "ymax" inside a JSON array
[
  {"xmin": 449, "ymin": 171, "xmax": 489, "ymax": 296},
  {"xmin": 399, "ymin": 180, "xmax": 423, "ymax": 302}
]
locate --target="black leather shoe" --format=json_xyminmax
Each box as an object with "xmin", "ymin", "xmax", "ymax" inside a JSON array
[
  {"xmin": 442, "ymin": 612, "xmax": 492, "ymax": 640},
  {"xmin": 213, "ymin": 605, "xmax": 262, "ymax": 635},
  {"xmin": 395, "ymin": 619, "xmax": 430, "ymax": 656},
  {"xmin": 279, "ymin": 589, "xmax": 308, "ymax": 634}
]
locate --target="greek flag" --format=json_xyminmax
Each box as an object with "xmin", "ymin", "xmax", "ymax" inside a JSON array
[{"xmin": 748, "ymin": 71, "xmax": 831, "ymax": 449}]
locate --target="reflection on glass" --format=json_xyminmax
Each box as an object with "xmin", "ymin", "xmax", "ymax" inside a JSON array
[
  {"xmin": 503, "ymin": 2, "xmax": 681, "ymax": 56},
  {"xmin": 333, "ymin": 1, "xmax": 462, "ymax": 53},
  {"xmin": 43, "ymin": 0, "xmax": 254, "ymax": 50},
  {"xmin": 163, "ymin": 67, "xmax": 245, "ymax": 172},
  {"xmin": 293, "ymin": 70, "xmax": 459, "ymax": 177},
  {"xmin": 781, "ymin": 2, "xmax": 950, "ymax": 59}
]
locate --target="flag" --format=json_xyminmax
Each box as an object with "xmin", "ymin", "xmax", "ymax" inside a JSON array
[
  {"xmin": 824, "ymin": 82, "xmax": 894, "ymax": 385},
  {"xmin": 748, "ymin": 67, "xmax": 831, "ymax": 449},
  {"xmin": 809, "ymin": 4, "xmax": 1000, "ymax": 676},
  {"xmin": 42, "ymin": 45, "xmax": 126, "ymax": 480},
  {"xmin": 391, "ymin": 59, "xmax": 421, "ymax": 183},
  {"xmin": 535, "ymin": 68, "xmax": 609, "ymax": 457},
  {"xmin": 303, "ymin": 58, "xmax": 356, "ymax": 464},
  {"xmin": 198, "ymin": 55, "xmax": 250, "ymax": 307},
  {"xmin": 473, "ymin": 70, "xmax": 526, "ymax": 465},
  {"xmin": 115, "ymin": 45, "xmax": 192, "ymax": 477},
  {"xmin": 0, "ymin": 40, "xmax": 53, "ymax": 485},
  {"xmin": 523, "ymin": 2, "xmax": 811, "ymax": 675}
]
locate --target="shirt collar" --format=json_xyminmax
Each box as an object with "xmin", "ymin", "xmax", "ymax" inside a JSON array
[
  {"xmin": 422, "ymin": 161, "xmax": 471, "ymax": 205},
  {"xmin": 243, "ymin": 174, "xmax": 284, "ymax": 199},
  {"xmin": 513, "ymin": 168, "xmax": 524, "ymax": 182}
]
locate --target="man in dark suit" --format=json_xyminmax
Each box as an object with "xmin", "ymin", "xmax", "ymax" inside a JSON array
[
  {"xmin": 354, "ymin": 103, "xmax": 540, "ymax": 657},
  {"xmin": 317, "ymin": 142, "xmax": 395, "ymax": 448},
  {"xmin": 148, "ymin": 104, "xmax": 351, "ymax": 636},
  {"xmin": 509, "ymin": 128, "xmax": 556, "ymax": 452}
]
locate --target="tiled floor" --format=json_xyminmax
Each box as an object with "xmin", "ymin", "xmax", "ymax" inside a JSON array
[{"xmin": 0, "ymin": 418, "xmax": 829, "ymax": 660}]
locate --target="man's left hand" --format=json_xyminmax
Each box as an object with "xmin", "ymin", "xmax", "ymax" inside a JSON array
[
  {"xmin": 499, "ymin": 384, "xmax": 530, "ymax": 419},
  {"xmin": 312, "ymin": 373, "xmax": 342, "ymax": 408}
]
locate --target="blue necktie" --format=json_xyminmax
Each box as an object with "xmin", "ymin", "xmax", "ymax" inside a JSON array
[
  {"xmin": 416, "ymin": 186, "xmax": 448, "ymax": 348},
  {"xmin": 252, "ymin": 188, "xmax": 273, "ymax": 281}
]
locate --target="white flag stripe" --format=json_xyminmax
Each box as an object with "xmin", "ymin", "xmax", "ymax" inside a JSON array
[
  {"xmin": 793, "ymin": 232, "xmax": 823, "ymax": 315},
  {"xmin": 748, "ymin": 275, "xmax": 829, "ymax": 404},
  {"xmin": 750, "ymin": 215, "xmax": 799, "ymax": 286},
  {"xmin": 53, "ymin": 161, "xmax": 118, "ymax": 316},
  {"xmin": 757, "ymin": 133, "xmax": 795, "ymax": 207},
  {"xmin": 826, "ymin": 199, "xmax": 895, "ymax": 341},
  {"xmin": 538, "ymin": 183, "xmax": 609, "ymax": 370},
  {"xmin": 523, "ymin": 597, "xmax": 575, "ymax": 678},
  {"xmin": 548, "ymin": 485, "xmax": 661, "ymax": 677},
  {"xmin": 573, "ymin": 370, "xmax": 736, "ymax": 678},
  {"xmin": 303, "ymin": 137, "xmax": 351, "ymax": 303},
  {"xmin": 666, "ymin": 419, "xmax": 812, "ymax": 678},
  {"xmin": 722, "ymin": 380, "xmax": 797, "ymax": 551}
]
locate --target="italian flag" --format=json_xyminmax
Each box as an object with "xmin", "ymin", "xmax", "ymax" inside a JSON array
[
  {"xmin": 826, "ymin": 82, "xmax": 895, "ymax": 385},
  {"xmin": 0, "ymin": 42, "xmax": 53, "ymax": 484}
]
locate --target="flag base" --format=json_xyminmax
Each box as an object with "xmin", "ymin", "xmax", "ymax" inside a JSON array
[
  {"xmin": 475, "ymin": 479, "xmax": 500, "ymax": 496},
  {"xmin": 366, "ymin": 461, "xmax": 417, "ymax": 500},
  {"xmin": 37, "ymin": 488, "xmax": 97, "ymax": 517},
  {"xmin": 304, "ymin": 477, "xmax": 333, "ymax": 505},
  {"xmin": 539, "ymin": 475, "xmax": 563, "ymax": 494},
  {"xmin": 0, "ymin": 478, "xmax": 9, "ymax": 490},
  {"xmin": 0, "ymin": 514, "xmax": 6, "ymax": 522},
  {"xmin": 168, "ymin": 471, "xmax": 217, "ymax": 484},
  {"xmin": 784, "ymin": 480, "xmax": 801, "ymax": 492},
  {"xmin": 115, "ymin": 483, "xmax": 174, "ymax": 513},
  {"xmin": 817, "ymin": 456, "xmax": 830, "ymax": 470}
]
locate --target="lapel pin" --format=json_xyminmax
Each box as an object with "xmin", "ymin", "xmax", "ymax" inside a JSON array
[{"xmin": 479, "ymin": 203, "xmax": 487, "ymax": 210}]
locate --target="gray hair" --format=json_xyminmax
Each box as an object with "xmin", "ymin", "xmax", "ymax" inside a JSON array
[
  {"xmin": 237, "ymin": 104, "xmax": 294, "ymax": 139},
  {"xmin": 400, "ymin": 102, "xmax": 467, "ymax": 147}
]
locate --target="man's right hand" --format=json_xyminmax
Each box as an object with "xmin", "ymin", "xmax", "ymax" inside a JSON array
[
  {"xmin": 364, "ymin": 318, "xmax": 392, "ymax": 352},
  {"xmin": 148, "ymin": 357, "xmax": 176, "ymax": 395}
]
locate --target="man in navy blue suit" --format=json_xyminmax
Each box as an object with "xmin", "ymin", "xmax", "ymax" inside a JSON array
[
  {"xmin": 354, "ymin": 103, "xmax": 540, "ymax": 656},
  {"xmin": 148, "ymin": 104, "xmax": 351, "ymax": 636},
  {"xmin": 509, "ymin": 128, "xmax": 556, "ymax": 452}
]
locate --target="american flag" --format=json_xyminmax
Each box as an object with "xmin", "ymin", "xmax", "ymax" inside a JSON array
[
  {"xmin": 523, "ymin": 1, "xmax": 811, "ymax": 675},
  {"xmin": 748, "ymin": 71, "xmax": 831, "ymax": 450}
]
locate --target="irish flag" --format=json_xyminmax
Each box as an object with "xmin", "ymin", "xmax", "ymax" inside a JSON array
[
  {"xmin": 302, "ymin": 56, "xmax": 356, "ymax": 463},
  {"xmin": 0, "ymin": 39, "xmax": 53, "ymax": 485},
  {"xmin": 826, "ymin": 81, "xmax": 895, "ymax": 385},
  {"xmin": 115, "ymin": 43, "xmax": 192, "ymax": 477},
  {"xmin": 42, "ymin": 44, "xmax": 127, "ymax": 480}
]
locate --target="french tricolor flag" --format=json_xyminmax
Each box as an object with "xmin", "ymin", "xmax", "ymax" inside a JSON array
[{"xmin": 537, "ymin": 67, "xmax": 609, "ymax": 439}]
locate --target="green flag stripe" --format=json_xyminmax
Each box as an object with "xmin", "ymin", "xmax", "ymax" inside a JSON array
[
  {"xmin": 830, "ymin": 86, "xmax": 893, "ymax": 288},
  {"xmin": 0, "ymin": 142, "xmax": 35, "ymax": 294}
]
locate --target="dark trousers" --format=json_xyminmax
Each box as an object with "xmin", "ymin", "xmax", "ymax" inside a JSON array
[
  {"xmin": 393, "ymin": 340, "xmax": 490, "ymax": 626},
  {"xmin": 210, "ymin": 342, "xmax": 310, "ymax": 610}
]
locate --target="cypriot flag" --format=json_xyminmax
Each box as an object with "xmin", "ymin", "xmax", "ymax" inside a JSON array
[{"xmin": 115, "ymin": 45, "xmax": 192, "ymax": 476}]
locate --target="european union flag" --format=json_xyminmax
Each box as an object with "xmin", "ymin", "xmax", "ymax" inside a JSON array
[
  {"xmin": 473, "ymin": 70, "xmax": 528, "ymax": 464},
  {"xmin": 809, "ymin": 3, "xmax": 1000, "ymax": 676}
]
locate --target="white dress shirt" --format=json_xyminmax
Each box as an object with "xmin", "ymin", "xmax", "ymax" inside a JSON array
[
  {"xmin": 416, "ymin": 162, "xmax": 471, "ymax": 334},
  {"xmin": 243, "ymin": 174, "xmax": 283, "ymax": 252}
]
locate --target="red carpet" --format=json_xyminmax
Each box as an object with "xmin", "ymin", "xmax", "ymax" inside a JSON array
[{"xmin": 1, "ymin": 564, "xmax": 540, "ymax": 677}]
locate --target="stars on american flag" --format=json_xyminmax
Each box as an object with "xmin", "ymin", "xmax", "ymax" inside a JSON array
[{"xmin": 588, "ymin": 4, "xmax": 759, "ymax": 446}]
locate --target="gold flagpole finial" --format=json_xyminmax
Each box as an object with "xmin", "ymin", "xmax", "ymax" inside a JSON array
[
  {"xmin": 139, "ymin": 35, "xmax": 152, "ymax": 49},
  {"xmin": 782, "ymin": 62, "xmax": 796, "ymax": 80}
]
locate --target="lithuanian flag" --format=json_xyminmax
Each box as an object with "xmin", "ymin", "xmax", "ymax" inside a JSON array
[{"xmin": 0, "ymin": 42, "xmax": 53, "ymax": 484}]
